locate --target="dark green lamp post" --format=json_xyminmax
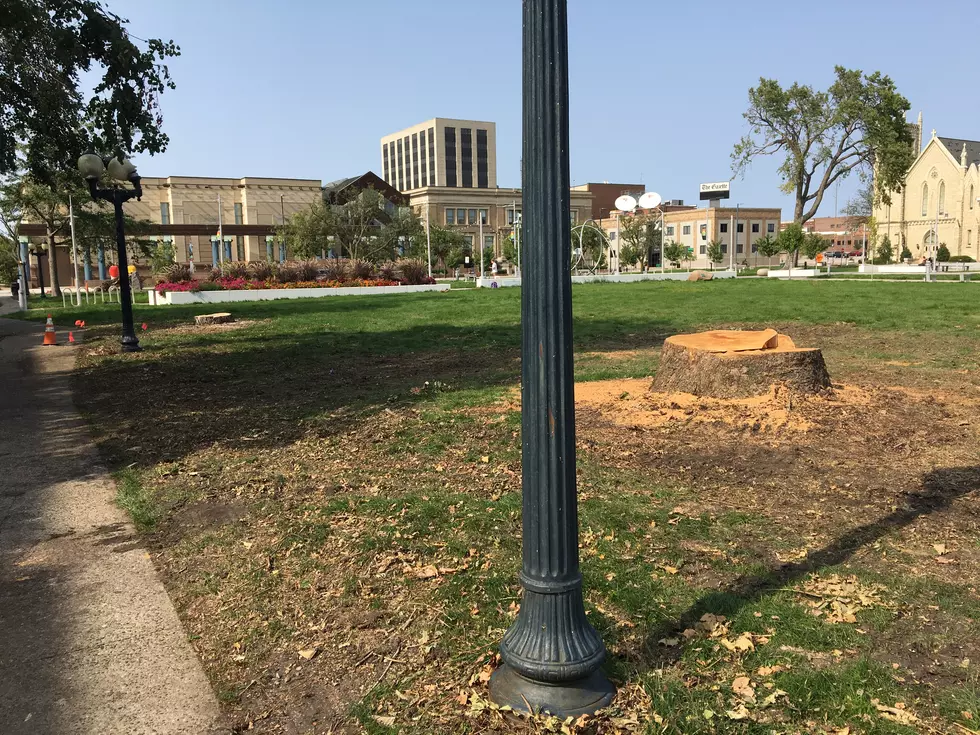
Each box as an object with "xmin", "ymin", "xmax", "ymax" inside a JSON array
[{"xmin": 490, "ymin": 0, "xmax": 615, "ymax": 718}]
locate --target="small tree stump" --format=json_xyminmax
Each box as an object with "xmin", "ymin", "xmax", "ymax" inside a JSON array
[
  {"xmin": 652, "ymin": 330, "xmax": 831, "ymax": 398},
  {"xmin": 195, "ymin": 312, "xmax": 234, "ymax": 326},
  {"xmin": 687, "ymin": 270, "xmax": 713, "ymax": 281}
]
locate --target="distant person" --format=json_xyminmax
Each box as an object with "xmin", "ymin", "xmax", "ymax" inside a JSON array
[{"xmin": 491, "ymin": 260, "xmax": 498, "ymax": 277}]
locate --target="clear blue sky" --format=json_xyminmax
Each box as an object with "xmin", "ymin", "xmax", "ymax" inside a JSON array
[{"xmin": 113, "ymin": 0, "xmax": 979, "ymax": 220}]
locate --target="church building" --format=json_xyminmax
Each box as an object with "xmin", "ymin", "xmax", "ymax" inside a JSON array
[{"xmin": 874, "ymin": 113, "xmax": 980, "ymax": 260}]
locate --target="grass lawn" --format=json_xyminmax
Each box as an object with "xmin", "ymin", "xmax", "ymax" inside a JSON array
[{"xmin": 50, "ymin": 279, "xmax": 980, "ymax": 734}]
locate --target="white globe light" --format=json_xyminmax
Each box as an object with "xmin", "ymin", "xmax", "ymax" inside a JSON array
[
  {"xmin": 77, "ymin": 153, "xmax": 105, "ymax": 181},
  {"xmin": 107, "ymin": 157, "xmax": 138, "ymax": 182}
]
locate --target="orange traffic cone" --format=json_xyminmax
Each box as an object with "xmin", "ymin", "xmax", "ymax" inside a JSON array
[
  {"xmin": 68, "ymin": 332, "xmax": 75, "ymax": 344},
  {"xmin": 43, "ymin": 315, "xmax": 57, "ymax": 346}
]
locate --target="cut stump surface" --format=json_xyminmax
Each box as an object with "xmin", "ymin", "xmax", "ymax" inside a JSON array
[
  {"xmin": 194, "ymin": 312, "xmax": 234, "ymax": 326},
  {"xmin": 652, "ymin": 329, "xmax": 831, "ymax": 398}
]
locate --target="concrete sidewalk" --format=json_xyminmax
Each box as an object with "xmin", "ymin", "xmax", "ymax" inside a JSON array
[{"xmin": 0, "ymin": 314, "xmax": 220, "ymax": 734}]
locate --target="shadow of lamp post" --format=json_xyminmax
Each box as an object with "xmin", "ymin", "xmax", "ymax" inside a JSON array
[
  {"xmin": 489, "ymin": 0, "xmax": 615, "ymax": 718},
  {"xmin": 77, "ymin": 153, "xmax": 142, "ymax": 352}
]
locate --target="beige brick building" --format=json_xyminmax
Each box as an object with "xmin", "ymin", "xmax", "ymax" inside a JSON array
[
  {"xmin": 410, "ymin": 186, "xmax": 593, "ymax": 258},
  {"xmin": 381, "ymin": 118, "xmax": 497, "ymax": 191},
  {"xmin": 874, "ymin": 115, "xmax": 980, "ymax": 260},
  {"xmin": 598, "ymin": 205, "xmax": 782, "ymax": 269}
]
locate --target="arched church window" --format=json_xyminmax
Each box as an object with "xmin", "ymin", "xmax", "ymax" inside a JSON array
[
  {"xmin": 971, "ymin": 185, "xmax": 975, "ymax": 210},
  {"xmin": 938, "ymin": 181, "xmax": 946, "ymax": 215},
  {"xmin": 921, "ymin": 182, "xmax": 929, "ymax": 217}
]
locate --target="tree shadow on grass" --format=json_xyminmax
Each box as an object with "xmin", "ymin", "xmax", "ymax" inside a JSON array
[
  {"xmin": 626, "ymin": 465, "xmax": 980, "ymax": 671},
  {"xmin": 74, "ymin": 317, "xmax": 676, "ymax": 471}
]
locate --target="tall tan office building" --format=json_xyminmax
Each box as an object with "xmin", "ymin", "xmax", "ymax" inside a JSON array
[{"xmin": 381, "ymin": 118, "xmax": 497, "ymax": 192}]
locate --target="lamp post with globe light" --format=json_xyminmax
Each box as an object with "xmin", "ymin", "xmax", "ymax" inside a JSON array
[
  {"xmin": 488, "ymin": 0, "xmax": 614, "ymax": 718},
  {"xmin": 77, "ymin": 153, "xmax": 142, "ymax": 352}
]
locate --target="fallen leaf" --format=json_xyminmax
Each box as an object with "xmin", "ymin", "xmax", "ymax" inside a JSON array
[
  {"xmin": 934, "ymin": 543, "xmax": 948, "ymax": 556},
  {"xmin": 457, "ymin": 690, "xmax": 468, "ymax": 705},
  {"xmin": 416, "ymin": 565, "xmax": 439, "ymax": 579},
  {"xmin": 373, "ymin": 715, "xmax": 396, "ymax": 727},
  {"xmin": 297, "ymin": 648, "xmax": 318, "ymax": 660},
  {"xmin": 480, "ymin": 456, "xmax": 489, "ymax": 463},
  {"xmin": 725, "ymin": 704, "xmax": 752, "ymax": 720},
  {"xmin": 732, "ymin": 676, "xmax": 756, "ymax": 703},
  {"xmin": 659, "ymin": 637, "xmax": 680, "ymax": 647},
  {"xmin": 872, "ymin": 699, "xmax": 918, "ymax": 725}
]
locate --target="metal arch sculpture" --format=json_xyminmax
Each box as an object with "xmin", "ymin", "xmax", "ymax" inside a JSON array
[{"xmin": 570, "ymin": 218, "xmax": 610, "ymax": 275}]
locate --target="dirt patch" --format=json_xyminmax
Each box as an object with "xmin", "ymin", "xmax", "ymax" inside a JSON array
[{"xmin": 164, "ymin": 319, "xmax": 262, "ymax": 335}]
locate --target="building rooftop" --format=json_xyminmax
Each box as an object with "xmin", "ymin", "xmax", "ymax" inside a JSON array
[{"xmin": 938, "ymin": 136, "xmax": 980, "ymax": 167}]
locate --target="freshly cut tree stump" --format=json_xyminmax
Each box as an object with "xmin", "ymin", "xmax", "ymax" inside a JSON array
[
  {"xmin": 652, "ymin": 329, "xmax": 831, "ymax": 398},
  {"xmin": 687, "ymin": 270, "xmax": 713, "ymax": 281},
  {"xmin": 194, "ymin": 312, "xmax": 234, "ymax": 326}
]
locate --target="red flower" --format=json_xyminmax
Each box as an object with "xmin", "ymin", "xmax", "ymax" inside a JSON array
[{"xmin": 141, "ymin": 323, "xmax": 148, "ymax": 331}]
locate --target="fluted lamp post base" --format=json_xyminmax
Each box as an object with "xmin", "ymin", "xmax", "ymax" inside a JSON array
[{"xmin": 490, "ymin": 666, "xmax": 614, "ymax": 718}]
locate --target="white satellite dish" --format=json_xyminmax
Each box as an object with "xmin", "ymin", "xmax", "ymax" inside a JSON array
[
  {"xmin": 614, "ymin": 195, "xmax": 637, "ymax": 213},
  {"xmin": 638, "ymin": 191, "xmax": 662, "ymax": 210}
]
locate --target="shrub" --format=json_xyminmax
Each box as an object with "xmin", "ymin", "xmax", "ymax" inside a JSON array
[
  {"xmin": 155, "ymin": 280, "xmax": 200, "ymax": 294},
  {"xmin": 397, "ymin": 259, "xmax": 431, "ymax": 285},
  {"xmin": 248, "ymin": 260, "xmax": 275, "ymax": 281},
  {"xmin": 321, "ymin": 258, "xmax": 349, "ymax": 282},
  {"xmin": 0, "ymin": 247, "xmax": 20, "ymax": 284},
  {"xmin": 350, "ymin": 259, "xmax": 375, "ymax": 280},
  {"xmin": 936, "ymin": 244, "xmax": 951, "ymax": 263},
  {"xmin": 948, "ymin": 255, "xmax": 975, "ymax": 263},
  {"xmin": 377, "ymin": 262, "xmax": 397, "ymax": 282},
  {"xmin": 276, "ymin": 263, "xmax": 300, "ymax": 283},
  {"xmin": 162, "ymin": 262, "xmax": 191, "ymax": 283},
  {"xmin": 221, "ymin": 261, "xmax": 249, "ymax": 279},
  {"xmin": 296, "ymin": 259, "xmax": 320, "ymax": 282},
  {"xmin": 207, "ymin": 266, "xmax": 222, "ymax": 282},
  {"xmin": 900, "ymin": 245, "xmax": 912, "ymax": 260}
]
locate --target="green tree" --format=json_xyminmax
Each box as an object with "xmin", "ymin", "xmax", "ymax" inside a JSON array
[
  {"xmin": 875, "ymin": 235, "xmax": 894, "ymax": 264},
  {"xmin": 706, "ymin": 239, "xmax": 724, "ymax": 268},
  {"xmin": 662, "ymin": 240, "xmax": 686, "ymax": 269},
  {"xmin": 900, "ymin": 243, "xmax": 912, "ymax": 261},
  {"xmin": 936, "ymin": 243, "xmax": 951, "ymax": 262},
  {"xmin": 619, "ymin": 214, "xmax": 655, "ymax": 271},
  {"xmin": 755, "ymin": 235, "xmax": 783, "ymax": 268},
  {"xmin": 732, "ymin": 67, "xmax": 915, "ymax": 224},
  {"xmin": 428, "ymin": 224, "xmax": 466, "ymax": 273},
  {"xmin": 0, "ymin": 242, "xmax": 18, "ymax": 284},
  {"xmin": 777, "ymin": 223, "xmax": 806, "ymax": 267},
  {"xmin": 1, "ymin": 0, "xmax": 179, "ymax": 181},
  {"xmin": 802, "ymin": 232, "xmax": 827, "ymax": 261}
]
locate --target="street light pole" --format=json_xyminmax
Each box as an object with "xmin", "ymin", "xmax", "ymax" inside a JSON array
[
  {"xmin": 78, "ymin": 154, "xmax": 142, "ymax": 352},
  {"xmin": 490, "ymin": 0, "xmax": 613, "ymax": 717}
]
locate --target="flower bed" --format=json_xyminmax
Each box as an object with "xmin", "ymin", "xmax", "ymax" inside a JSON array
[
  {"xmin": 149, "ymin": 281, "xmax": 450, "ymax": 305},
  {"xmin": 155, "ymin": 277, "xmax": 407, "ymax": 294}
]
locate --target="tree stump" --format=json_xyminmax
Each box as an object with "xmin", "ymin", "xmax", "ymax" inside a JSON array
[
  {"xmin": 652, "ymin": 329, "xmax": 831, "ymax": 398},
  {"xmin": 687, "ymin": 270, "xmax": 713, "ymax": 281},
  {"xmin": 194, "ymin": 312, "xmax": 234, "ymax": 326}
]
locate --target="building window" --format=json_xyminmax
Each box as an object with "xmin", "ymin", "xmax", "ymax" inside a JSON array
[
  {"xmin": 412, "ymin": 133, "xmax": 420, "ymax": 189},
  {"xmin": 721, "ymin": 243, "xmax": 728, "ymax": 254},
  {"xmin": 419, "ymin": 133, "xmax": 427, "ymax": 186},
  {"xmin": 736, "ymin": 223, "xmax": 744, "ymax": 233},
  {"xmin": 682, "ymin": 225, "xmax": 691, "ymax": 235},
  {"xmin": 970, "ymin": 185, "xmax": 975, "ymax": 209},
  {"xmin": 507, "ymin": 208, "xmax": 521, "ymax": 225},
  {"xmin": 767, "ymin": 223, "xmax": 775, "ymax": 233},
  {"xmin": 463, "ymin": 235, "xmax": 473, "ymax": 247},
  {"xmin": 383, "ymin": 142, "xmax": 389, "ymax": 183},
  {"xmin": 460, "ymin": 128, "xmax": 473, "ymax": 188},
  {"xmin": 720, "ymin": 223, "xmax": 728, "ymax": 233},
  {"xmin": 484, "ymin": 234, "xmax": 494, "ymax": 251},
  {"xmin": 468, "ymin": 208, "xmax": 477, "ymax": 225},
  {"xmin": 699, "ymin": 244, "xmax": 706, "ymax": 254},
  {"xmin": 476, "ymin": 129, "xmax": 489, "ymax": 188},
  {"xmin": 938, "ymin": 181, "xmax": 946, "ymax": 215},
  {"xmin": 446, "ymin": 208, "xmax": 455, "ymax": 225},
  {"xmin": 570, "ymin": 210, "xmax": 578, "ymax": 224},
  {"xmin": 666, "ymin": 225, "xmax": 675, "ymax": 236},
  {"xmin": 397, "ymin": 139, "xmax": 404, "ymax": 191},
  {"xmin": 736, "ymin": 243, "xmax": 744, "ymax": 254},
  {"xmin": 234, "ymin": 202, "xmax": 243, "ymax": 225},
  {"xmin": 428, "ymin": 128, "xmax": 436, "ymax": 186},
  {"xmin": 160, "ymin": 202, "xmax": 170, "ymax": 225},
  {"xmin": 236, "ymin": 235, "xmax": 245, "ymax": 261},
  {"xmin": 751, "ymin": 223, "xmax": 759, "ymax": 233},
  {"xmin": 921, "ymin": 182, "xmax": 928, "ymax": 217},
  {"xmin": 479, "ymin": 208, "xmax": 488, "ymax": 224},
  {"xmin": 444, "ymin": 127, "xmax": 457, "ymax": 187},
  {"xmin": 457, "ymin": 208, "xmax": 466, "ymax": 224},
  {"xmin": 609, "ymin": 231, "xmax": 617, "ymax": 241},
  {"xmin": 751, "ymin": 242, "xmax": 758, "ymax": 253}
]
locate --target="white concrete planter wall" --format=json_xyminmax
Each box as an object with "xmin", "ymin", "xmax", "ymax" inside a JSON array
[
  {"xmin": 151, "ymin": 283, "xmax": 450, "ymax": 305},
  {"xmin": 858, "ymin": 264, "xmax": 926, "ymax": 275},
  {"xmin": 476, "ymin": 271, "xmax": 736, "ymax": 288},
  {"xmin": 767, "ymin": 268, "xmax": 819, "ymax": 278}
]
